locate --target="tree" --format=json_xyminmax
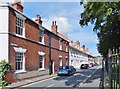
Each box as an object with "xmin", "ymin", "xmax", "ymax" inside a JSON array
[{"xmin": 80, "ymin": 1, "xmax": 120, "ymax": 56}]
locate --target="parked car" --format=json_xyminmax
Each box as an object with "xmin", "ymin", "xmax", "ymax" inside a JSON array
[
  {"xmin": 80, "ymin": 64, "xmax": 89, "ymax": 69},
  {"xmin": 89, "ymin": 63, "xmax": 94, "ymax": 67},
  {"xmin": 94, "ymin": 62, "xmax": 99, "ymax": 66},
  {"xmin": 57, "ymin": 66, "xmax": 76, "ymax": 76}
]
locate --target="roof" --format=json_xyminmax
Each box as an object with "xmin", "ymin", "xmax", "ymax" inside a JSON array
[
  {"xmin": 69, "ymin": 45, "xmax": 94, "ymax": 58},
  {"xmin": 0, "ymin": 3, "xmax": 69, "ymax": 42},
  {"xmin": 57, "ymin": 32, "xmax": 70, "ymax": 42}
]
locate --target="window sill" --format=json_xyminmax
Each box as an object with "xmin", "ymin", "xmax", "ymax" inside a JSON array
[
  {"xmin": 15, "ymin": 34, "xmax": 26, "ymax": 39},
  {"xmin": 38, "ymin": 68, "xmax": 45, "ymax": 71},
  {"xmin": 39, "ymin": 42, "xmax": 45, "ymax": 45},
  {"xmin": 59, "ymin": 49, "xmax": 62, "ymax": 51},
  {"xmin": 14, "ymin": 70, "xmax": 26, "ymax": 74}
]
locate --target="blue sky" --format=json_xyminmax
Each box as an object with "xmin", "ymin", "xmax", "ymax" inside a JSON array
[{"xmin": 22, "ymin": 2, "xmax": 100, "ymax": 56}]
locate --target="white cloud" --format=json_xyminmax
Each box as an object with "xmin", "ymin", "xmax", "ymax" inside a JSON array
[
  {"xmin": 68, "ymin": 30, "xmax": 98, "ymax": 44},
  {"xmin": 42, "ymin": 16, "xmax": 72, "ymax": 36}
]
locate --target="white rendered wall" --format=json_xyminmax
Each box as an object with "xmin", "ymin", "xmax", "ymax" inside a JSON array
[
  {"xmin": 69, "ymin": 48, "xmax": 89, "ymax": 69},
  {"xmin": 0, "ymin": 5, "xmax": 9, "ymax": 62}
]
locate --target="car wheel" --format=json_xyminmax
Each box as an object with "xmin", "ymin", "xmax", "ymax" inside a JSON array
[
  {"xmin": 68, "ymin": 72, "xmax": 71, "ymax": 76},
  {"xmin": 57, "ymin": 74, "xmax": 60, "ymax": 76}
]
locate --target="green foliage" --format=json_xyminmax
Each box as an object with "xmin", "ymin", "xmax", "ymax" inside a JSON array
[
  {"xmin": 80, "ymin": 1, "xmax": 120, "ymax": 57},
  {"xmin": 0, "ymin": 60, "xmax": 11, "ymax": 87},
  {"xmin": 104, "ymin": 75, "xmax": 109, "ymax": 86}
]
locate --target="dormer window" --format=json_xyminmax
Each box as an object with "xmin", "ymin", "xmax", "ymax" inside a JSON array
[
  {"xmin": 16, "ymin": 17, "xmax": 24, "ymax": 36},
  {"xmin": 59, "ymin": 39, "xmax": 62, "ymax": 50}
]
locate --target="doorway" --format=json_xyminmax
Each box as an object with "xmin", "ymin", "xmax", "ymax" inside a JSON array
[{"xmin": 52, "ymin": 61, "xmax": 54, "ymax": 74}]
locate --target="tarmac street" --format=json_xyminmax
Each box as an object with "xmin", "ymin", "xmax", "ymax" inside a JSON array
[{"xmin": 19, "ymin": 65, "xmax": 102, "ymax": 88}]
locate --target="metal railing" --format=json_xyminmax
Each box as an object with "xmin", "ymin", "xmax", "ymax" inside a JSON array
[{"xmin": 106, "ymin": 48, "xmax": 120, "ymax": 89}]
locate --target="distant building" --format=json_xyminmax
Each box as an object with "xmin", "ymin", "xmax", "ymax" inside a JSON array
[
  {"xmin": 95, "ymin": 56, "xmax": 103, "ymax": 65},
  {"xmin": 69, "ymin": 41, "xmax": 94, "ymax": 69}
]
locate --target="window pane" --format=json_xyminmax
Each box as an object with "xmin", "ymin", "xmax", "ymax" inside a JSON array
[
  {"xmin": 15, "ymin": 52, "xmax": 24, "ymax": 71},
  {"xmin": 16, "ymin": 17, "xmax": 24, "ymax": 36},
  {"xmin": 39, "ymin": 31, "xmax": 44, "ymax": 42},
  {"xmin": 39, "ymin": 36, "xmax": 42, "ymax": 42},
  {"xmin": 39, "ymin": 56, "xmax": 43, "ymax": 68}
]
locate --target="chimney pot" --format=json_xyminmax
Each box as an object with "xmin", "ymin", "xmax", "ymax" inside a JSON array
[
  {"xmin": 51, "ymin": 21, "xmax": 57, "ymax": 34},
  {"xmin": 52, "ymin": 21, "xmax": 54, "ymax": 26},
  {"xmin": 55, "ymin": 20, "xmax": 56, "ymax": 25},
  {"xmin": 82, "ymin": 45, "xmax": 85, "ymax": 51}
]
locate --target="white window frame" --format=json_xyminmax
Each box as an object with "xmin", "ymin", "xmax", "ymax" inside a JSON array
[
  {"xmin": 14, "ymin": 47, "xmax": 27, "ymax": 73},
  {"xmin": 59, "ymin": 39, "xmax": 62, "ymax": 50},
  {"xmin": 38, "ymin": 51, "xmax": 45, "ymax": 70},
  {"xmin": 15, "ymin": 11, "xmax": 26, "ymax": 38},
  {"xmin": 65, "ymin": 43, "xmax": 68, "ymax": 52}
]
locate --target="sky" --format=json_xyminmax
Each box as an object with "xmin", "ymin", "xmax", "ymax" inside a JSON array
[{"xmin": 21, "ymin": 2, "xmax": 100, "ymax": 56}]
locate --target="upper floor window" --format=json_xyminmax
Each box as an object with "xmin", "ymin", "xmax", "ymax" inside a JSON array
[
  {"xmin": 16, "ymin": 17, "xmax": 24, "ymax": 36},
  {"xmin": 65, "ymin": 43, "xmax": 68, "ymax": 52},
  {"xmin": 39, "ymin": 30, "xmax": 44, "ymax": 43},
  {"xmin": 59, "ymin": 39, "xmax": 62, "ymax": 50}
]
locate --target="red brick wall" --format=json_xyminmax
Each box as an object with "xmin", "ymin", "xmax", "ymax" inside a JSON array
[
  {"xmin": 50, "ymin": 34, "xmax": 69, "ymax": 71},
  {"xmin": 51, "ymin": 34, "xmax": 59, "ymax": 49},
  {"xmin": 6, "ymin": 7, "xmax": 69, "ymax": 83},
  {"xmin": 9, "ymin": 36, "xmax": 50, "ymax": 71},
  {"xmin": 51, "ymin": 48, "xmax": 68, "ymax": 71}
]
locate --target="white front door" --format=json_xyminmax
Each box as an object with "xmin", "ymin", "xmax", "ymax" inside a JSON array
[
  {"xmin": 52, "ymin": 61, "xmax": 54, "ymax": 74},
  {"xmin": 60, "ymin": 58, "xmax": 62, "ymax": 66}
]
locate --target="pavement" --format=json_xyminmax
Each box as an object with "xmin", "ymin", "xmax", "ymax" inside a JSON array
[
  {"xmin": 76, "ymin": 65, "xmax": 103, "ymax": 89},
  {"xmin": 1, "ymin": 66, "xmax": 102, "ymax": 89},
  {"xmin": 4, "ymin": 74, "xmax": 57, "ymax": 88}
]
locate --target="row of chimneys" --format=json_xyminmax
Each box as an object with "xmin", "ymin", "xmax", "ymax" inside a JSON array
[
  {"xmin": 71, "ymin": 41, "xmax": 88, "ymax": 52},
  {"xmin": 12, "ymin": 0, "xmax": 58, "ymax": 34}
]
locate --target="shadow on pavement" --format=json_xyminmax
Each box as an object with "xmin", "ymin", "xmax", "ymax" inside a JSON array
[{"xmin": 53, "ymin": 67, "xmax": 102, "ymax": 87}]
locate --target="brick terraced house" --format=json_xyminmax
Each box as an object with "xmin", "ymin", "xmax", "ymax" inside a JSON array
[{"xmin": 0, "ymin": 1, "xmax": 69, "ymax": 83}]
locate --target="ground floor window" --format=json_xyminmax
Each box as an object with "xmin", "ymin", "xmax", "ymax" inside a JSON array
[
  {"xmin": 38, "ymin": 51, "xmax": 45, "ymax": 70},
  {"xmin": 15, "ymin": 52, "xmax": 24, "ymax": 71},
  {"xmin": 14, "ymin": 47, "xmax": 27, "ymax": 73},
  {"xmin": 39, "ymin": 55, "xmax": 44, "ymax": 69},
  {"xmin": 71, "ymin": 60, "xmax": 73, "ymax": 66}
]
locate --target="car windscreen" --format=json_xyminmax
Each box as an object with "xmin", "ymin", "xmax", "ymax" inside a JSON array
[
  {"xmin": 59, "ymin": 66, "xmax": 63, "ymax": 69},
  {"xmin": 63, "ymin": 66, "xmax": 69, "ymax": 69}
]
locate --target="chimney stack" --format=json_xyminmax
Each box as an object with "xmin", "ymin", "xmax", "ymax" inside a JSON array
[
  {"xmin": 35, "ymin": 15, "xmax": 42, "ymax": 25},
  {"xmin": 82, "ymin": 45, "xmax": 85, "ymax": 51},
  {"xmin": 51, "ymin": 21, "xmax": 58, "ymax": 34},
  {"xmin": 76, "ymin": 41, "xmax": 80, "ymax": 48},
  {"xmin": 12, "ymin": 0, "xmax": 23, "ymax": 12}
]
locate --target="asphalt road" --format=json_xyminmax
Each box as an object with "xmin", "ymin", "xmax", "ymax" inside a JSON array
[
  {"xmin": 20, "ymin": 65, "xmax": 101, "ymax": 88},
  {"xmin": 79, "ymin": 66, "xmax": 102, "ymax": 88}
]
